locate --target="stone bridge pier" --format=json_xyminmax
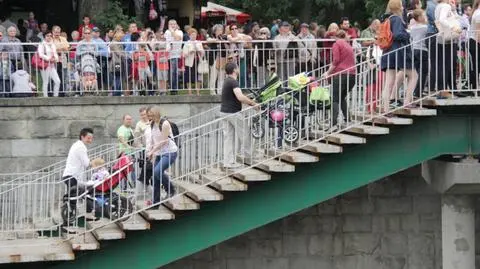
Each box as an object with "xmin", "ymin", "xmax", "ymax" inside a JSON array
[{"xmin": 423, "ymin": 158, "xmax": 480, "ymax": 269}]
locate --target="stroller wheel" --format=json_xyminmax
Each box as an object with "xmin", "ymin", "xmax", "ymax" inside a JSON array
[
  {"xmin": 251, "ymin": 120, "xmax": 265, "ymax": 139},
  {"xmin": 61, "ymin": 202, "xmax": 77, "ymax": 226},
  {"xmin": 105, "ymin": 195, "xmax": 133, "ymax": 221},
  {"xmin": 283, "ymin": 125, "xmax": 300, "ymax": 143}
]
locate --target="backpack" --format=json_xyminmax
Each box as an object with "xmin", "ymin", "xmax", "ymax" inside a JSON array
[
  {"xmin": 153, "ymin": 117, "xmax": 180, "ymax": 147},
  {"xmin": 376, "ymin": 16, "xmax": 394, "ymax": 50}
]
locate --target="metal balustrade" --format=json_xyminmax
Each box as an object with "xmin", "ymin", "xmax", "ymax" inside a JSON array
[
  {"xmin": 1, "ymin": 31, "xmax": 480, "ymax": 255},
  {"xmin": 0, "ymin": 39, "xmax": 372, "ymax": 97}
]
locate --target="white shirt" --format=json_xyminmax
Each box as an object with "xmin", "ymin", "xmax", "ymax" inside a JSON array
[
  {"xmin": 472, "ymin": 9, "xmax": 480, "ymax": 42},
  {"xmin": 63, "ymin": 140, "xmax": 90, "ymax": 182},
  {"xmin": 10, "ymin": 70, "xmax": 33, "ymax": 93},
  {"xmin": 146, "ymin": 122, "xmax": 178, "ymax": 156}
]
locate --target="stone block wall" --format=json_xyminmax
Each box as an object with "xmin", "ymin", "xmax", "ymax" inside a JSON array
[
  {"xmin": 0, "ymin": 96, "xmax": 220, "ymax": 173},
  {"xmin": 161, "ymin": 167, "xmax": 449, "ymax": 269}
]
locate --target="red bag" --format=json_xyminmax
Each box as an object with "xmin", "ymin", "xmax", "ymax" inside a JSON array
[
  {"xmin": 31, "ymin": 52, "xmax": 48, "ymax": 70},
  {"xmin": 148, "ymin": 0, "xmax": 158, "ymax": 20}
]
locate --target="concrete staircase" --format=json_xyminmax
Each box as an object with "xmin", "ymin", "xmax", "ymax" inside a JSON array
[{"xmin": 0, "ymin": 102, "xmax": 444, "ymax": 266}]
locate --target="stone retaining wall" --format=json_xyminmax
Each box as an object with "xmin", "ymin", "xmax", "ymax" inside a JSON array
[{"xmin": 0, "ymin": 96, "xmax": 220, "ymax": 173}]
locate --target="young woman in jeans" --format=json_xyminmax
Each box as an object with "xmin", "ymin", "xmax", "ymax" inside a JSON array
[
  {"xmin": 146, "ymin": 106, "xmax": 177, "ymax": 206},
  {"xmin": 322, "ymin": 30, "xmax": 356, "ymax": 130}
]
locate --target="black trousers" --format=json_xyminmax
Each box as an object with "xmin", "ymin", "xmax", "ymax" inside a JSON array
[
  {"xmin": 413, "ymin": 50, "xmax": 429, "ymax": 97},
  {"xmin": 436, "ymin": 43, "xmax": 458, "ymax": 91},
  {"xmin": 469, "ymin": 38, "xmax": 480, "ymax": 90},
  {"xmin": 331, "ymin": 74, "xmax": 356, "ymax": 126}
]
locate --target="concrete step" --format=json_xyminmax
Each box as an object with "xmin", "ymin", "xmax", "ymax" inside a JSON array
[
  {"xmin": 139, "ymin": 205, "xmax": 175, "ymax": 221},
  {"xmin": 117, "ymin": 214, "xmax": 151, "ymax": 231},
  {"xmin": 87, "ymin": 219, "xmax": 125, "ymax": 241},
  {"xmin": 393, "ymin": 108, "xmax": 437, "ymax": 116},
  {"xmin": 373, "ymin": 116, "xmax": 413, "ymax": 125},
  {"xmin": 231, "ymin": 167, "xmax": 271, "ymax": 182},
  {"xmin": 201, "ymin": 170, "xmax": 248, "ymax": 191},
  {"xmin": 69, "ymin": 232, "xmax": 100, "ymax": 251},
  {"xmin": 265, "ymin": 149, "xmax": 319, "ymax": 163},
  {"xmin": 0, "ymin": 238, "xmax": 74, "ymax": 263},
  {"xmin": 238, "ymin": 155, "xmax": 295, "ymax": 173},
  {"xmin": 297, "ymin": 140, "xmax": 343, "ymax": 154},
  {"xmin": 174, "ymin": 181, "xmax": 224, "ymax": 202},
  {"xmin": 346, "ymin": 124, "xmax": 390, "ymax": 135},
  {"xmin": 165, "ymin": 195, "xmax": 200, "ymax": 211},
  {"xmin": 351, "ymin": 112, "xmax": 414, "ymax": 125},
  {"xmin": 320, "ymin": 133, "xmax": 367, "ymax": 145},
  {"xmin": 423, "ymin": 96, "xmax": 480, "ymax": 106}
]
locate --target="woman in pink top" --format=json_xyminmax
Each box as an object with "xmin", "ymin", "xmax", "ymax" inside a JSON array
[{"xmin": 322, "ymin": 30, "xmax": 356, "ymax": 129}]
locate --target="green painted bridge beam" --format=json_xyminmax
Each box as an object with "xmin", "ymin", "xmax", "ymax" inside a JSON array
[{"xmin": 53, "ymin": 115, "xmax": 480, "ymax": 269}]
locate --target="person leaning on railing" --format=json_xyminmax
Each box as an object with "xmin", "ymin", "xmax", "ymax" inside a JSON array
[
  {"xmin": 0, "ymin": 26, "xmax": 23, "ymax": 71},
  {"xmin": 207, "ymin": 24, "xmax": 228, "ymax": 95},
  {"xmin": 38, "ymin": 30, "xmax": 61, "ymax": 97},
  {"xmin": 52, "ymin": 25, "xmax": 70, "ymax": 97}
]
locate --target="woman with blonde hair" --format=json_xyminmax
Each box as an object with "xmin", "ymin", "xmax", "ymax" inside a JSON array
[
  {"xmin": 145, "ymin": 106, "xmax": 177, "ymax": 206},
  {"xmin": 322, "ymin": 23, "xmax": 339, "ymax": 64},
  {"xmin": 380, "ymin": 0, "xmax": 418, "ymax": 114}
]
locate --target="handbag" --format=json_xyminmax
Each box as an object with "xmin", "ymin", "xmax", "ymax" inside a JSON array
[
  {"xmin": 31, "ymin": 52, "xmax": 48, "ymax": 70},
  {"xmin": 197, "ymin": 57, "xmax": 209, "ymax": 74}
]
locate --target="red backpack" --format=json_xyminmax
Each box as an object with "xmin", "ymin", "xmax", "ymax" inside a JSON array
[{"xmin": 376, "ymin": 16, "xmax": 394, "ymax": 50}]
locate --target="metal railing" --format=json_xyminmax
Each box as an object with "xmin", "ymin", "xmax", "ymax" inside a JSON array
[
  {"xmin": 0, "ymin": 38, "xmax": 372, "ymax": 97},
  {"xmin": 0, "ymin": 143, "xmax": 117, "ymax": 191},
  {"xmin": 1, "ymin": 31, "xmax": 480, "ymax": 245}
]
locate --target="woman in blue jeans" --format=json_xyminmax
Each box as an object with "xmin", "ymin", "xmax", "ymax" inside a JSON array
[{"xmin": 146, "ymin": 106, "xmax": 178, "ymax": 205}]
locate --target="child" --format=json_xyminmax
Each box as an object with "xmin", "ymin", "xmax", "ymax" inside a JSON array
[
  {"xmin": 66, "ymin": 62, "xmax": 80, "ymax": 96},
  {"xmin": 133, "ymin": 44, "xmax": 153, "ymax": 94},
  {"xmin": 91, "ymin": 158, "xmax": 110, "ymax": 184},
  {"xmin": 0, "ymin": 50, "xmax": 13, "ymax": 98},
  {"xmin": 10, "ymin": 61, "xmax": 36, "ymax": 98},
  {"xmin": 154, "ymin": 33, "xmax": 169, "ymax": 95},
  {"xmin": 410, "ymin": 9, "xmax": 429, "ymax": 98}
]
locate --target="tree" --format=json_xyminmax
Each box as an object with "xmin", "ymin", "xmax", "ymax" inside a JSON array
[{"xmin": 95, "ymin": 0, "xmax": 141, "ymax": 30}]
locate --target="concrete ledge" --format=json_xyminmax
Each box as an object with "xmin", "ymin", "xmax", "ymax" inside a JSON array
[
  {"xmin": 0, "ymin": 96, "xmax": 221, "ymax": 107},
  {"xmin": 422, "ymin": 159, "xmax": 480, "ymax": 193}
]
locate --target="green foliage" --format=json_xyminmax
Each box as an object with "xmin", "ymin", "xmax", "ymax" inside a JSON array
[
  {"xmin": 94, "ymin": 0, "xmax": 142, "ymax": 31},
  {"xmin": 365, "ymin": 0, "xmax": 388, "ymax": 19}
]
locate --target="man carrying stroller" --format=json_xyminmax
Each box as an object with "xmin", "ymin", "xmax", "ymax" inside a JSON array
[{"xmin": 220, "ymin": 62, "xmax": 259, "ymax": 169}]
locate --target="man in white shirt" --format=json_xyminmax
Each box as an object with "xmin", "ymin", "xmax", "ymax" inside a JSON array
[{"xmin": 62, "ymin": 128, "xmax": 94, "ymax": 192}]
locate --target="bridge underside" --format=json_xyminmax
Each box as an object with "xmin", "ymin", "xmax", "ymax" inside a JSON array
[{"xmin": 47, "ymin": 110, "xmax": 480, "ymax": 269}]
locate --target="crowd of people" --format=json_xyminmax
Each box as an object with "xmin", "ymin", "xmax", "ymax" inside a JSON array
[{"xmin": 0, "ymin": 10, "xmax": 377, "ymax": 98}]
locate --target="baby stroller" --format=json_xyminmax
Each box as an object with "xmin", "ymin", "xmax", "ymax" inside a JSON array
[
  {"xmin": 248, "ymin": 73, "xmax": 300, "ymax": 143},
  {"xmin": 77, "ymin": 52, "xmax": 100, "ymax": 93},
  {"xmin": 61, "ymin": 154, "xmax": 134, "ymax": 226},
  {"xmin": 287, "ymin": 73, "xmax": 332, "ymax": 128}
]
